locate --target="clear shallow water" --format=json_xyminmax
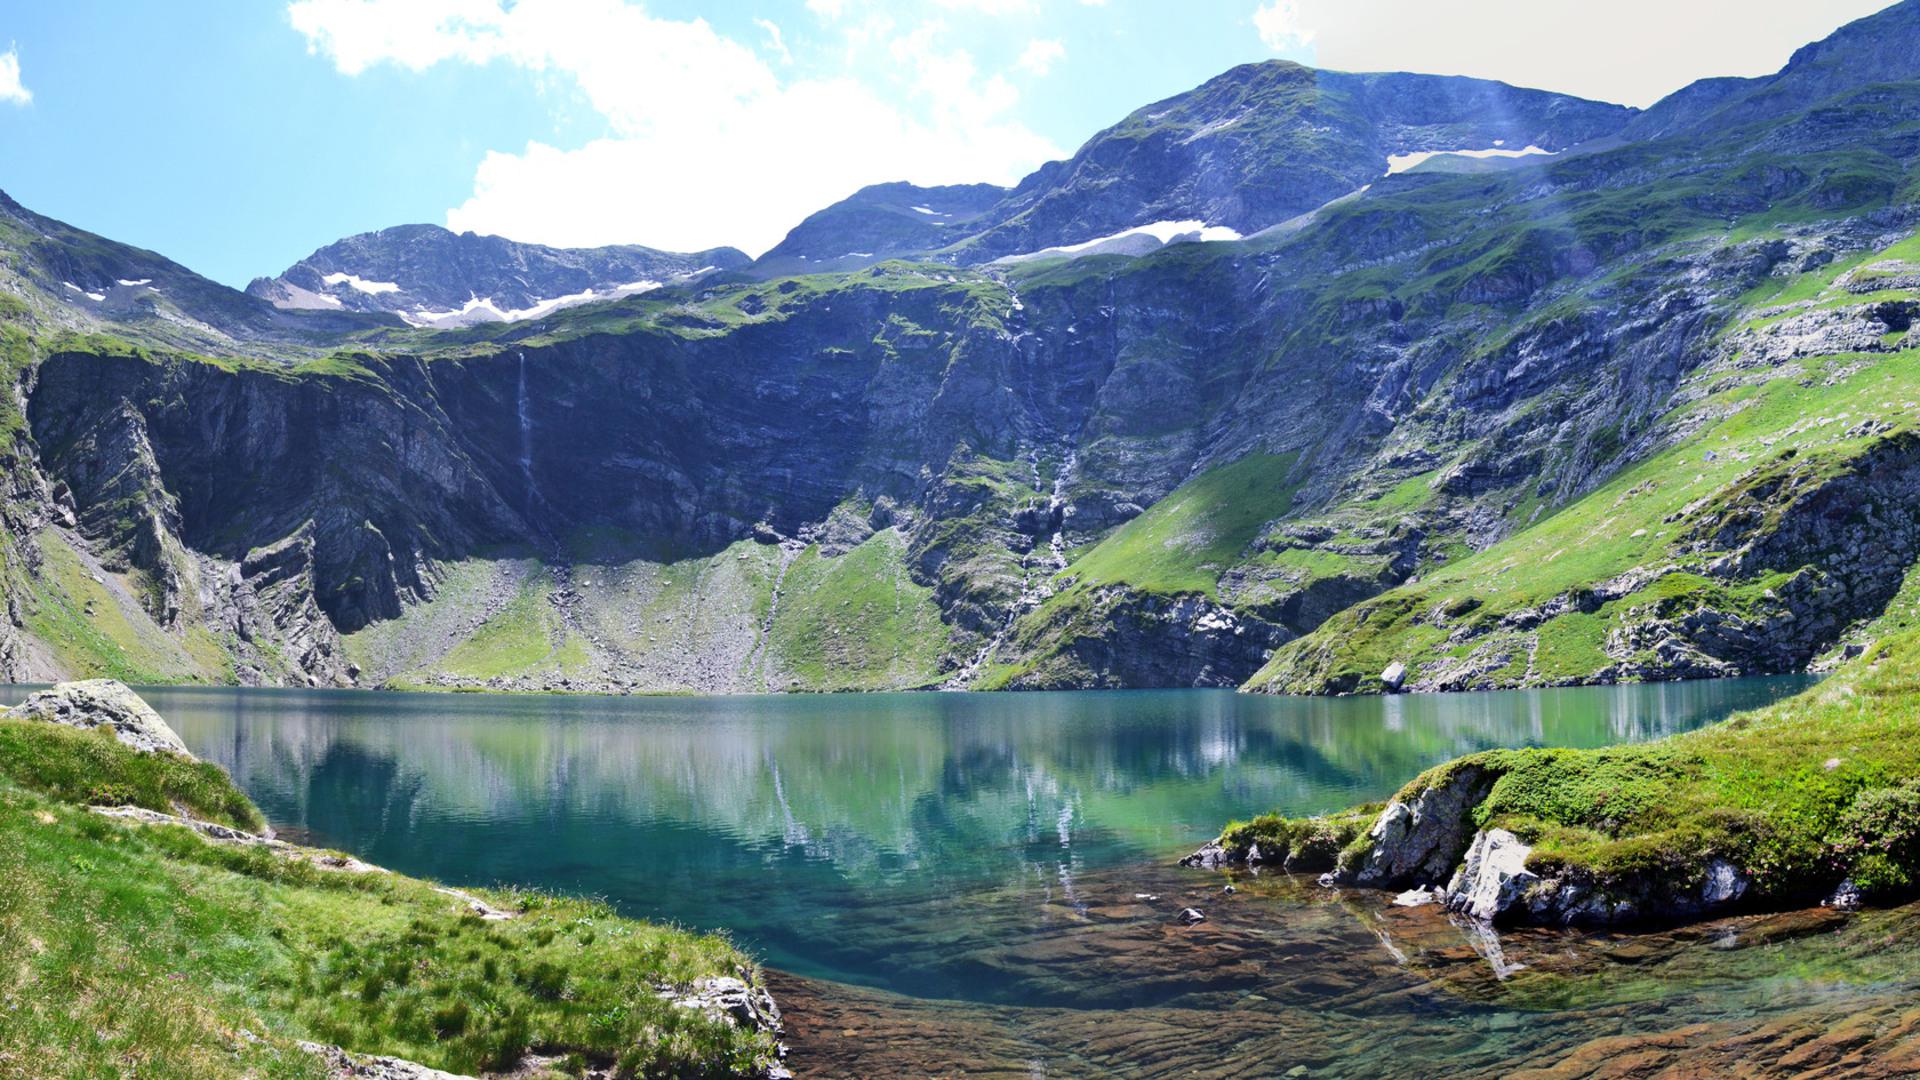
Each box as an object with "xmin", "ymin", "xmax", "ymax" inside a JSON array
[{"xmin": 4, "ymin": 678, "xmax": 1813, "ymax": 995}]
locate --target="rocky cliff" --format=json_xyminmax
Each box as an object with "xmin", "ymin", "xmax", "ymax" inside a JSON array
[{"xmin": 4, "ymin": 4, "xmax": 1920, "ymax": 693}]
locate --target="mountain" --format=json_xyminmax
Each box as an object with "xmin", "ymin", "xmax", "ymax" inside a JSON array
[
  {"xmin": 1627, "ymin": 0, "xmax": 1920, "ymax": 138},
  {"xmin": 2, "ymin": 2, "xmax": 1919, "ymax": 696},
  {"xmin": 943, "ymin": 63, "xmax": 1635, "ymax": 263},
  {"xmin": 247, "ymin": 225, "xmax": 749, "ymax": 327},
  {"xmin": 755, "ymin": 64, "xmax": 1636, "ymax": 276},
  {"xmin": 749, "ymin": 182, "xmax": 1006, "ymax": 277},
  {"xmin": 0, "ymin": 190, "xmax": 387, "ymax": 349}
]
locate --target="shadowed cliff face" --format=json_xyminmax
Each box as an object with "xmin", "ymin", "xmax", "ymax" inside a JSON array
[{"xmin": 19, "ymin": 257, "xmax": 1332, "ymax": 689}]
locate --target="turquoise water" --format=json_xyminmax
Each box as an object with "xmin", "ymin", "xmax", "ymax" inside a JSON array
[{"xmin": 47, "ymin": 678, "xmax": 1814, "ymax": 998}]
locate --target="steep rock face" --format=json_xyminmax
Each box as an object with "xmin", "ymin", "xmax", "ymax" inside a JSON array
[
  {"xmin": 219, "ymin": 525, "xmax": 354, "ymax": 686},
  {"xmin": 28, "ymin": 352, "xmax": 518, "ymax": 633},
  {"xmin": 999, "ymin": 588, "xmax": 1291, "ymax": 690},
  {"xmin": 11, "ymin": 5, "xmax": 1920, "ymax": 693},
  {"xmin": 247, "ymin": 224, "xmax": 749, "ymax": 325}
]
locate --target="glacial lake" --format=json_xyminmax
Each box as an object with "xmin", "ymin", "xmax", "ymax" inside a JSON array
[{"xmin": 26, "ymin": 676, "xmax": 1920, "ymax": 1077}]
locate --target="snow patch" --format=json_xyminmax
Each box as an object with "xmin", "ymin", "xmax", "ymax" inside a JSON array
[
  {"xmin": 62, "ymin": 281, "xmax": 105, "ymax": 302},
  {"xmin": 115, "ymin": 278, "xmax": 152, "ymax": 287},
  {"xmin": 401, "ymin": 281, "xmax": 660, "ymax": 328},
  {"xmin": 910, "ymin": 205, "xmax": 943, "ymax": 216},
  {"xmin": 1386, "ymin": 145, "xmax": 1556, "ymax": 175},
  {"xmin": 995, "ymin": 220, "xmax": 1243, "ymax": 265},
  {"xmin": 321, "ymin": 272, "xmax": 402, "ymax": 295}
]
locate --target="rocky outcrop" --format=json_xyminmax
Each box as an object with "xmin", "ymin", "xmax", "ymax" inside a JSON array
[
  {"xmin": 658, "ymin": 976, "xmax": 791, "ymax": 1079},
  {"xmin": 5, "ymin": 679, "xmax": 190, "ymax": 756},
  {"xmin": 1001, "ymin": 587, "xmax": 1292, "ymax": 689},
  {"xmin": 1348, "ymin": 764, "xmax": 1500, "ymax": 890},
  {"xmin": 661, "ymin": 975, "xmax": 784, "ymax": 1037},
  {"xmin": 218, "ymin": 524, "xmax": 354, "ymax": 686},
  {"xmin": 1183, "ymin": 760, "xmax": 1760, "ymax": 928}
]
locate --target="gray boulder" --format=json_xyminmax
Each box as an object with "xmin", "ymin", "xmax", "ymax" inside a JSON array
[
  {"xmin": 299, "ymin": 1042, "xmax": 473, "ymax": 1079},
  {"xmin": 1350, "ymin": 763, "xmax": 1499, "ymax": 889},
  {"xmin": 5, "ymin": 679, "xmax": 191, "ymax": 757},
  {"xmin": 659, "ymin": 975, "xmax": 783, "ymax": 1036}
]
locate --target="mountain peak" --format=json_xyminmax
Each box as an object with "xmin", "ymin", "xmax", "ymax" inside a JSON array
[{"xmin": 249, "ymin": 226, "xmax": 750, "ymax": 326}]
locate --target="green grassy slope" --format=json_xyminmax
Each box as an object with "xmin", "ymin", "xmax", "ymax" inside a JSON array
[
  {"xmin": 1250, "ymin": 227, "xmax": 1920, "ymax": 695},
  {"xmin": 345, "ymin": 528, "xmax": 953, "ymax": 694},
  {"xmin": 0, "ymin": 716, "xmax": 778, "ymax": 1078},
  {"xmin": 1057, "ymin": 452, "xmax": 1303, "ymax": 599}
]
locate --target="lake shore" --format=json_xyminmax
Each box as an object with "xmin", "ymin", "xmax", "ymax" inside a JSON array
[{"xmin": 1191, "ymin": 630, "xmax": 1920, "ymax": 931}]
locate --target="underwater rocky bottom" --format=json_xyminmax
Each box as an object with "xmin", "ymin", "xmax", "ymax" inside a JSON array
[{"xmin": 772, "ymin": 862, "xmax": 1920, "ymax": 1079}]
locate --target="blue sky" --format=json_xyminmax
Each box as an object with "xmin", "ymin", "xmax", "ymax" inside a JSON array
[{"xmin": 0, "ymin": 1, "xmax": 1894, "ymax": 287}]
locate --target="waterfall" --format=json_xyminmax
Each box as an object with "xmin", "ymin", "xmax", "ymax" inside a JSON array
[{"xmin": 516, "ymin": 352, "xmax": 536, "ymax": 510}]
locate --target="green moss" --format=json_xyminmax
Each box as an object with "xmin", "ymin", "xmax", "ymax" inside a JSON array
[{"xmin": 1218, "ymin": 803, "xmax": 1382, "ymax": 871}]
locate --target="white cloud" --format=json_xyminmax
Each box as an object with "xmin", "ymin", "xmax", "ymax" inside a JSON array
[
  {"xmin": 1018, "ymin": 38, "xmax": 1065, "ymax": 77},
  {"xmin": 0, "ymin": 47, "xmax": 31, "ymax": 106},
  {"xmin": 805, "ymin": 0, "xmax": 851, "ymax": 19},
  {"xmin": 1252, "ymin": 1, "xmax": 1311, "ymax": 51},
  {"xmin": 289, "ymin": 0, "xmax": 1061, "ymax": 256},
  {"xmin": 1249, "ymin": 0, "xmax": 1892, "ymax": 108},
  {"xmin": 931, "ymin": 0, "xmax": 1034, "ymax": 13},
  {"xmin": 753, "ymin": 17, "xmax": 791, "ymax": 64}
]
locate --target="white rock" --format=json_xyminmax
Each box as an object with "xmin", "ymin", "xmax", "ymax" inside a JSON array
[
  {"xmin": 1445, "ymin": 828, "xmax": 1538, "ymax": 922},
  {"xmin": 5, "ymin": 680, "xmax": 190, "ymax": 756}
]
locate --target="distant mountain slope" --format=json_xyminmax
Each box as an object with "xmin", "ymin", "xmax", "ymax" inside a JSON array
[
  {"xmin": 941, "ymin": 62, "xmax": 1635, "ymax": 263},
  {"xmin": 0, "ymin": 191, "xmax": 383, "ymax": 349},
  {"xmin": 247, "ymin": 224, "xmax": 749, "ymax": 327},
  {"xmin": 1627, "ymin": 0, "xmax": 1920, "ymax": 138},
  {"xmin": 749, "ymin": 182, "xmax": 1006, "ymax": 277}
]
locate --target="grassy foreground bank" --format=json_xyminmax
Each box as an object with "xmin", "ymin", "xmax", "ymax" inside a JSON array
[
  {"xmin": 1217, "ymin": 628, "xmax": 1920, "ymax": 915},
  {"xmin": 0, "ymin": 714, "xmax": 780, "ymax": 1078}
]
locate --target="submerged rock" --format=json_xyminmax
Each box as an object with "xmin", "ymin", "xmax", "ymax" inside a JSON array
[
  {"xmin": 1179, "ymin": 840, "xmax": 1232, "ymax": 869},
  {"xmin": 4, "ymin": 679, "xmax": 190, "ymax": 756}
]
